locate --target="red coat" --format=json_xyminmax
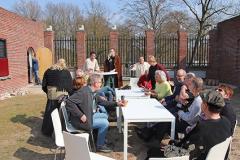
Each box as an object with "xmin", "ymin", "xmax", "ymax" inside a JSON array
[{"xmin": 137, "ymin": 74, "xmax": 152, "ymax": 90}]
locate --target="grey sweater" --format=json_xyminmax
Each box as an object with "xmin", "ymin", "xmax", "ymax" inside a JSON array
[{"xmin": 178, "ymin": 95, "xmax": 202, "ymax": 126}]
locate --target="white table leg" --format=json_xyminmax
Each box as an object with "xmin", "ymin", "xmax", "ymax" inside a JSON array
[
  {"xmin": 170, "ymin": 118, "xmax": 175, "ymax": 139},
  {"xmin": 116, "ymin": 107, "xmax": 120, "ymax": 132},
  {"xmin": 124, "ymin": 120, "xmax": 128, "ymax": 160}
]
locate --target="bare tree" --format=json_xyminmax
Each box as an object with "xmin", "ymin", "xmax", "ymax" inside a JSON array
[
  {"xmin": 84, "ymin": 0, "xmax": 111, "ymax": 37},
  {"xmin": 121, "ymin": 0, "xmax": 170, "ymax": 34},
  {"xmin": 13, "ymin": 0, "xmax": 42, "ymax": 20},
  {"xmin": 44, "ymin": 2, "xmax": 84, "ymax": 37},
  {"xmin": 180, "ymin": 0, "xmax": 239, "ymax": 66}
]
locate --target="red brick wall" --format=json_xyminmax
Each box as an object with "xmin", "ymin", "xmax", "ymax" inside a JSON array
[
  {"xmin": 207, "ymin": 16, "xmax": 240, "ymax": 86},
  {"xmin": 0, "ymin": 7, "xmax": 44, "ymax": 94}
]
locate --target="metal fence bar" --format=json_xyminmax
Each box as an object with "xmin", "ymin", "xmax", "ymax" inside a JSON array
[
  {"xmin": 187, "ymin": 36, "xmax": 209, "ymax": 68},
  {"xmin": 54, "ymin": 36, "xmax": 77, "ymax": 68},
  {"xmin": 155, "ymin": 35, "xmax": 178, "ymax": 69}
]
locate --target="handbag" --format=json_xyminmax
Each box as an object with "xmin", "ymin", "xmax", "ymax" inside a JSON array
[
  {"xmin": 47, "ymin": 86, "xmax": 68, "ymax": 100},
  {"xmin": 164, "ymin": 144, "xmax": 190, "ymax": 157}
]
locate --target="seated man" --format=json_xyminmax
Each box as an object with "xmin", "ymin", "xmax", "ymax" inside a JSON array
[
  {"xmin": 161, "ymin": 69, "xmax": 186, "ymax": 109},
  {"xmin": 130, "ymin": 56, "xmax": 150, "ymax": 77},
  {"xmin": 146, "ymin": 90, "xmax": 231, "ymax": 160},
  {"xmin": 66, "ymin": 74, "xmax": 126, "ymax": 153}
]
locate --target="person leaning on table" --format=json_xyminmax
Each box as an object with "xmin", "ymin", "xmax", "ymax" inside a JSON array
[{"xmin": 145, "ymin": 70, "xmax": 172, "ymax": 101}]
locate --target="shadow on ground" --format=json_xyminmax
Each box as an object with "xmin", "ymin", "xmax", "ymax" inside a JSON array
[{"xmin": 11, "ymin": 114, "xmax": 59, "ymax": 160}]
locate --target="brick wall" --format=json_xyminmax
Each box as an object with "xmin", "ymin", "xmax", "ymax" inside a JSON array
[
  {"xmin": 0, "ymin": 7, "xmax": 44, "ymax": 94},
  {"xmin": 207, "ymin": 16, "xmax": 240, "ymax": 86}
]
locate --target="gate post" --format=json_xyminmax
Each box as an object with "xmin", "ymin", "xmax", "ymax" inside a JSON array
[
  {"xmin": 177, "ymin": 29, "xmax": 188, "ymax": 69},
  {"xmin": 109, "ymin": 29, "xmax": 119, "ymax": 51},
  {"xmin": 76, "ymin": 30, "xmax": 86, "ymax": 69},
  {"xmin": 44, "ymin": 30, "xmax": 54, "ymax": 62},
  {"xmin": 145, "ymin": 29, "xmax": 155, "ymax": 60}
]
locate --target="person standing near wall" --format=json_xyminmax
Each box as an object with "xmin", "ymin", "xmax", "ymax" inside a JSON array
[
  {"xmin": 104, "ymin": 48, "xmax": 123, "ymax": 88},
  {"xmin": 32, "ymin": 53, "xmax": 41, "ymax": 85},
  {"xmin": 41, "ymin": 59, "xmax": 73, "ymax": 137}
]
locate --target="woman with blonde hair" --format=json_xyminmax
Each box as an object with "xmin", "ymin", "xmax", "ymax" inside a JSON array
[
  {"xmin": 147, "ymin": 55, "xmax": 170, "ymax": 89},
  {"xmin": 41, "ymin": 58, "xmax": 73, "ymax": 137}
]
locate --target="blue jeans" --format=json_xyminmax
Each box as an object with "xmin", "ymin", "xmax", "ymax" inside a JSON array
[
  {"xmin": 33, "ymin": 70, "xmax": 40, "ymax": 84},
  {"xmin": 97, "ymin": 86, "xmax": 115, "ymax": 101},
  {"xmin": 92, "ymin": 106, "xmax": 109, "ymax": 147}
]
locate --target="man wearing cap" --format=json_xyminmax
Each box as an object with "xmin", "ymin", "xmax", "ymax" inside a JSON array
[
  {"xmin": 178, "ymin": 90, "xmax": 231, "ymax": 159},
  {"xmin": 146, "ymin": 90, "xmax": 231, "ymax": 159}
]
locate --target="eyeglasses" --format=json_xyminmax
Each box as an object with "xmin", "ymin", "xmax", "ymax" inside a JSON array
[{"xmin": 176, "ymin": 75, "xmax": 184, "ymax": 77}]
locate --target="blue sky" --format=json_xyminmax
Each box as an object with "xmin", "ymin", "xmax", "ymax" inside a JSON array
[{"xmin": 0, "ymin": 0, "xmax": 126, "ymax": 24}]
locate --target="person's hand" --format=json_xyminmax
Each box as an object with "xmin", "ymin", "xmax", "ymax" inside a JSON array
[
  {"xmin": 80, "ymin": 114, "xmax": 87, "ymax": 123},
  {"xmin": 160, "ymin": 98, "xmax": 165, "ymax": 103},
  {"xmin": 145, "ymin": 91, "xmax": 151, "ymax": 96},
  {"xmin": 117, "ymin": 100, "xmax": 128, "ymax": 107},
  {"xmin": 99, "ymin": 96, "xmax": 107, "ymax": 101}
]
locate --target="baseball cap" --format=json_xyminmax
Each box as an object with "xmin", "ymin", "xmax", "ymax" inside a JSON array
[{"xmin": 200, "ymin": 90, "xmax": 225, "ymax": 108}]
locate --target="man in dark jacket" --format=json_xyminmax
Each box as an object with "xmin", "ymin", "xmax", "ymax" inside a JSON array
[{"xmin": 66, "ymin": 73, "xmax": 126, "ymax": 153}]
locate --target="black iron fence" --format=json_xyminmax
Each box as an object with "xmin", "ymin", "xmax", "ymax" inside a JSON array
[
  {"xmin": 54, "ymin": 37, "xmax": 77, "ymax": 68},
  {"xmin": 86, "ymin": 36, "xmax": 109, "ymax": 69},
  {"xmin": 155, "ymin": 35, "xmax": 179, "ymax": 68},
  {"xmin": 118, "ymin": 35, "xmax": 146, "ymax": 77},
  {"xmin": 187, "ymin": 36, "xmax": 209, "ymax": 67}
]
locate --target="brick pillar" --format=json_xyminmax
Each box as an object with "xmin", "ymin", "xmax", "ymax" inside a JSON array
[
  {"xmin": 207, "ymin": 29, "xmax": 218, "ymax": 79},
  {"xmin": 177, "ymin": 30, "xmax": 188, "ymax": 69},
  {"xmin": 44, "ymin": 31, "xmax": 54, "ymax": 62},
  {"xmin": 145, "ymin": 29, "xmax": 155, "ymax": 60},
  {"xmin": 76, "ymin": 31, "xmax": 86, "ymax": 69},
  {"xmin": 109, "ymin": 30, "xmax": 119, "ymax": 51}
]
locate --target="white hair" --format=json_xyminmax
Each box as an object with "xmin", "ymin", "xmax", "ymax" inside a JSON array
[
  {"xmin": 89, "ymin": 74, "xmax": 103, "ymax": 85},
  {"xmin": 155, "ymin": 70, "xmax": 167, "ymax": 82}
]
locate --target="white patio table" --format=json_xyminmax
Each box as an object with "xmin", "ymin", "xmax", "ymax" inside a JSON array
[
  {"xmin": 115, "ymin": 87, "xmax": 150, "ymax": 132},
  {"xmin": 121, "ymin": 98, "xmax": 175, "ymax": 160}
]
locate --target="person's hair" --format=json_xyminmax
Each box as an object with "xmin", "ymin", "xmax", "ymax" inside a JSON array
[
  {"xmin": 90, "ymin": 51, "xmax": 96, "ymax": 56},
  {"xmin": 185, "ymin": 72, "xmax": 195, "ymax": 79},
  {"xmin": 177, "ymin": 69, "xmax": 186, "ymax": 76},
  {"xmin": 218, "ymin": 84, "xmax": 234, "ymax": 98},
  {"xmin": 148, "ymin": 55, "xmax": 156, "ymax": 63},
  {"xmin": 207, "ymin": 102, "xmax": 223, "ymax": 113},
  {"xmin": 155, "ymin": 70, "xmax": 167, "ymax": 82},
  {"xmin": 50, "ymin": 58, "xmax": 67, "ymax": 70},
  {"xmin": 73, "ymin": 77, "xmax": 86, "ymax": 90},
  {"xmin": 89, "ymin": 74, "xmax": 103, "ymax": 85},
  {"xmin": 191, "ymin": 77, "xmax": 203, "ymax": 92}
]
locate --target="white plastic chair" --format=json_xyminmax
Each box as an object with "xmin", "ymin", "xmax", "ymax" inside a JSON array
[
  {"xmin": 51, "ymin": 108, "xmax": 65, "ymax": 160},
  {"xmin": 63, "ymin": 131, "xmax": 115, "ymax": 160},
  {"xmin": 129, "ymin": 77, "xmax": 139, "ymax": 88},
  {"xmin": 149, "ymin": 156, "xmax": 189, "ymax": 160},
  {"xmin": 206, "ymin": 136, "xmax": 232, "ymax": 160}
]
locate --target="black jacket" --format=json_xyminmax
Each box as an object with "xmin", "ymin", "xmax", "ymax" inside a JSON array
[
  {"xmin": 42, "ymin": 68, "xmax": 73, "ymax": 93},
  {"xmin": 66, "ymin": 86, "xmax": 93, "ymax": 131}
]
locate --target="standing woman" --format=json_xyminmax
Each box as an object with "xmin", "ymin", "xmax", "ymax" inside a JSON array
[
  {"xmin": 104, "ymin": 48, "xmax": 123, "ymax": 88},
  {"xmin": 41, "ymin": 59, "xmax": 73, "ymax": 137},
  {"xmin": 148, "ymin": 55, "xmax": 170, "ymax": 89}
]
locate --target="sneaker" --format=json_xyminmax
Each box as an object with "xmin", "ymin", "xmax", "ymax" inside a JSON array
[{"xmin": 97, "ymin": 145, "xmax": 112, "ymax": 153}]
